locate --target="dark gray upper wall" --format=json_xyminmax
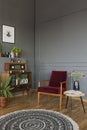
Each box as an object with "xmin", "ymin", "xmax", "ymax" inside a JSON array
[
  {"xmin": 35, "ymin": 0, "xmax": 87, "ymax": 63},
  {"xmin": 36, "ymin": 0, "xmax": 87, "ymax": 23},
  {"xmin": 0, "ymin": 0, "xmax": 34, "ymax": 72}
]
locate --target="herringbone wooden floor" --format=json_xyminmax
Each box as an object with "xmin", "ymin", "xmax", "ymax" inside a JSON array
[{"xmin": 0, "ymin": 89, "xmax": 87, "ymax": 130}]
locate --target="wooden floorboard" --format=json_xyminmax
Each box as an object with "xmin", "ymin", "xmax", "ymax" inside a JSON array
[{"xmin": 0, "ymin": 89, "xmax": 87, "ymax": 130}]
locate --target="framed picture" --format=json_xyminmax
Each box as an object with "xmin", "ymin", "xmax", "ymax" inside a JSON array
[{"xmin": 2, "ymin": 25, "xmax": 15, "ymax": 44}]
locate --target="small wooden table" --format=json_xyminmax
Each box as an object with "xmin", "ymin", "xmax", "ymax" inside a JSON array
[{"xmin": 64, "ymin": 90, "xmax": 85, "ymax": 116}]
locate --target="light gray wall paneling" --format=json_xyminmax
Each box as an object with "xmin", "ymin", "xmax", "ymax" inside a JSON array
[
  {"xmin": 0, "ymin": 0, "xmax": 35, "ymax": 87},
  {"xmin": 35, "ymin": 1, "xmax": 87, "ymax": 98}
]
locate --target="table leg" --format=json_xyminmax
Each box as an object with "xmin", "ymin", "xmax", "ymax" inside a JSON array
[
  {"xmin": 70, "ymin": 97, "xmax": 72, "ymax": 116},
  {"xmin": 66, "ymin": 96, "xmax": 72, "ymax": 116},
  {"xmin": 65, "ymin": 96, "xmax": 69, "ymax": 108},
  {"xmin": 80, "ymin": 96, "xmax": 85, "ymax": 113}
]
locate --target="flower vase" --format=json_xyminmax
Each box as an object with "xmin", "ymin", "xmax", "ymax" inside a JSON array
[{"xmin": 73, "ymin": 81, "xmax": 80, "ymax": 91}]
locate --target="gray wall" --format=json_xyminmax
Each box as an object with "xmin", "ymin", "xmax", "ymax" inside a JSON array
[
  {"xmin": 0, "ymin": 0, "xmax": 35, "ymax": 86},
  {"xmin": 1, "ymin": 0, "xmax": 87, "ymax": 96},
  {"xmin": 35, "ymin": 0, "xmax": 87, "ymax": 98}
]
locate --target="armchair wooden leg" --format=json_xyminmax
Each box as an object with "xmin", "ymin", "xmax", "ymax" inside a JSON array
[
  {"xmin": 38, "ymin": 92, "xmax": 40, "ymax": 105},
  {"xmin": 60, "ymin": 96, "xmax": 62, "ymax": 111}
]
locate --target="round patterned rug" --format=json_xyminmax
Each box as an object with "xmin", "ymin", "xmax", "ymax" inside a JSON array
[{"xmin": 0, "ymin": 109, "xmax": 79, "ymax": 130}]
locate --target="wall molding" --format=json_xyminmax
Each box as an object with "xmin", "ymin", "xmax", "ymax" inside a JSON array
[{"xmin": 39, "ymin": 62, "xmax": 87, "ymax": 72}]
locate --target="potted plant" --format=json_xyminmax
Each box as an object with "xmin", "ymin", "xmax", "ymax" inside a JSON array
[
  {"xmin": 0, "ymin": 75, "xmax": 13, "ymax": 108},
  {"xmin": 71, "ymin": 71, "xmax": 85, "ymax": 90},
  {"xmin": 11, "ymin": 46, "xmax": 22, "ymax": 58},
  {"xmin": 0, "ymin": 43, "xmax": 2, "ymax": 57}
]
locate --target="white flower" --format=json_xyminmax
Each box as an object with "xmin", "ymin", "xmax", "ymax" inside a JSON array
[{"xmin": 71, "ymin": 71, "xmax": 85, "ymax": 81}]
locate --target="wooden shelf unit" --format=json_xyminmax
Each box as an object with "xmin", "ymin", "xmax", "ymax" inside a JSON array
[{"xmin": 4, "ymin": 62, "xmax": 32, "ymax": 94}]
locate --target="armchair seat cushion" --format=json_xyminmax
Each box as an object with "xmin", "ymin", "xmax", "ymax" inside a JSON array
[{"xmin": 38, "ymin": 86, "xmax": 66, "ymax": 94}]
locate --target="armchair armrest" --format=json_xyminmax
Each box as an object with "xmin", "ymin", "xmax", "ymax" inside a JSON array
[
  {"xmin": 60, "ymin": 80, "xmax": 68, "ymax": 86},
  {"xmin": 38, "ymin": 80, "xmax": 49, "ymax": 87},
  {"xmin": 60, "ymin": 80, "xmax": 68, "ymax": 94}
]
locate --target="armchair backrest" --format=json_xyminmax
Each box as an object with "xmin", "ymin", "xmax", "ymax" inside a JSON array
[{"xmin": 49, "ymin": 71, "xmax": 67, "ymax": 87}]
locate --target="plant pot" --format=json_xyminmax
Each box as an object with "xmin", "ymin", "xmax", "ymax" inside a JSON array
[
  {"xmin": 0, "ymin": 97, "xmax": 7, "ymax": 108},
  {"xmin": 14, "ymin": 52, "xmax": 20, "ymax": 58}
]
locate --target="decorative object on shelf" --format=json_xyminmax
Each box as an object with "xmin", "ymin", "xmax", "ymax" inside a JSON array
[
  {"xmin": 20, "ymin": 78, "xmax": 28, "ymax": 84},
  {"xmin": 0, "ymin": 43, "xmax": 2, "ymax": 57},
  {"xmin": 2, "ymin": 51, "xmax": 10, "ymax": 57},
  {"xmin": 17, "ymin": 59, "xmax": 21, "ymax": 62},
  {"xmin": 71, "ymin": 71, "xmax": 85, "ymax": 90},
  {"xmin": 11, "ymin": 46, "xmax": 22, "ymax": 58},
  {"xmin": 2, "ymin": 25, "xmax": 15, "ymax": 44},
  {"xmin": 16, "ymin": 76, "xmax": 21, "ymax": 85},
  {"xmin": 10, "ymin": 51, "xmax": 14, "ymax": 59},
  {"xmin": 0, "ymin": 75, "xmax": 14, "ymax": 108}
]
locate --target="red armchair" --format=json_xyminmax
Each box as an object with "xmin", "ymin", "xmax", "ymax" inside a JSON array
[{"xmin": 38, "ymin": 71, "xmax": 68, "ymax": 111}]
